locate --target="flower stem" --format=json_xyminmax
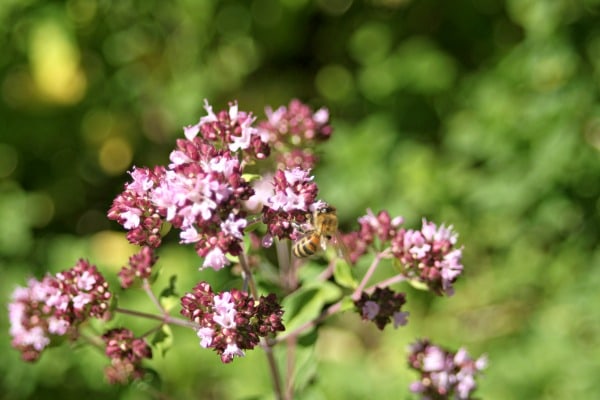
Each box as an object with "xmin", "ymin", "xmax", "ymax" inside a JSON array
[
  {"xmin": 143, "ymin": 278, "xmax": 166, "ymax": 314},
  {"xmin": 238, "ymin": 249, "xmax": 258, "ymax": 299},
  {"xmin": 114, "ymin": 307, "xmax": 198, "ymax": 329},
  {"xmin": 352, "ymin": 249, "xmax": 389, "ymax": 300},
  {"xmin": 367, "ymin": 273, "xmax": 407, "ymax": 292},
  {"xmin": 285, "ymin": 337, "xmax": 296, "ymax": 400},
  {"xmin": 261, "ymin": 338, "xmax": 284, "ymax": 400}
]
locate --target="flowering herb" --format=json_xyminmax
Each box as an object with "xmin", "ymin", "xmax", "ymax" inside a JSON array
[
  {"xmin": 408, "ymin": 339, "xmax": 488, "ymax": 399},
  {"xmin": 8, "ymin": 99, "xmax": 485, "ymax": 399}
]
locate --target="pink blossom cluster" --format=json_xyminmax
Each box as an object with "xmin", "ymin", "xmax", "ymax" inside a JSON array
[
  {"xmin": 109, "ymin": 102, "xmax": 258, "ymax": 271},
  {"xmin": 102, "ymin": 328, "xmax": 152, "ymax": 384},
  {"xmin": 180, "ymin": 281, "xmax": 285, "ymax": 363},
  {"xmin": 187, "ymin": 100, "xmax": 270, "ymax": 161},
  {"xmin": 354, "ymin": 287, "xmax": 409, "ymax": 330},
  {"xmin": 343, "ymin": 210, "xmax": 464, "ymax": 296},
  {"xmin": 408, "ymin": 339, "xmax": 487, "ymax": 399},
  {"xmin": 262, "ymin": 168, "xmax": 319, "ymax": 242},
  {"xmin": 258, "ymin": 99, "xmax": 332, "ymax": 169},
  {"xmin": 8, "ymin": 260, "xmax": 112, "ymax": 361},
  {"xmin": 107, "ymin": 166, "xmax": 166, "ymax": 248},
  {"xmin": 118, "ymin": 246, "xmax": 158, "ymax": 288},
  {"xmin": 108, "ymin": 100, "xmax": 334, "ymax": 271}
]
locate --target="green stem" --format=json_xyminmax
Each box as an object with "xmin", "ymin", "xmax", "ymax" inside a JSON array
[
  {"xmin": 352, "ymin": 249, "xmax": 390, "ymax": 300},
  {"xmin": 114, "ymin": 307, "xmax": 198, "ymax": 329}
]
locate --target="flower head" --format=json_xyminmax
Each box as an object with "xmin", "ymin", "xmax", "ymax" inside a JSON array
[
  {"xmin": 392, "ymin": 219, "xmax": 463, "ymax": 296},
  {"xmin": 408, "ymin": 339, "xmax": 487, "ymax": 399},
  {"xmin": 258, "ymin": 99, "xmax": 332, "ymax": 170},
  {"xmin": 107, "ymin": 166, "xmax": 166, "ymax": 248},
  {"xmin": 185, "ymin": 99, "xmax": 270, "ymax": 161},
  {"xmin": 261, "ymin": 168, "xmax": 319, "ymax": 240},
  {"xmin": 354, "ymin": 287, "xmax": 408, "ymax": 330},
  {"xmin": 9, "ymin": 260, "xmax": 112, "ymax": 362},
  {"xmin": 118, "ymin": 246, "xmax": 158, "ymax": 289},
  {"xmin": 343, "ymin": 211, "xmax": 464, "ymax": 296},
  {"xmin": 180, "ymin": 282, "xmax": 285, "ymax": 363},
  {"xmin": 102, "ymin": 328, "xmax": 152, "ymax": 384},
  {"xmin": 109, "ymin": 101, "xmax": 262, "ymax": 271}
]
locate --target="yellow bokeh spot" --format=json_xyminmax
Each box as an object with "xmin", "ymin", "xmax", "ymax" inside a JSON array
[
  {"xmin": 98, "ymin": 137, "xmax": 133, "ymax": 175},
  {"xmin": 29, "ymin": 18, "xmax": 87, "ymax": 104},
  {"xmin": 90, "ymin": 230, "xmax": 139, "ymax": 271}
]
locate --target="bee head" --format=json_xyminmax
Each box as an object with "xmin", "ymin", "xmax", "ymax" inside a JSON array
[{"xmin": 317, "ymin": 204, "xmax": 336, "ymax": 214}]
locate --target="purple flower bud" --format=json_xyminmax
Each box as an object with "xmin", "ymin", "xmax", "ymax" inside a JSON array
[
  {"xmin": 102, "ymin": 328, "xmax": 152, "ymax": 384},
  {"xmin": 353, "ymin": 287, "xmax": 408, "ymax": 330}
]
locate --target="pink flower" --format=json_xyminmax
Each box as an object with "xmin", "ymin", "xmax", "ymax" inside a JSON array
[
  {"xmin": 181, "ymin": 282, "xmax": 285, "ymax": 363},
  {"xmin": 408, "ymin": 339, "xmax": 486, "ymax": 399}
]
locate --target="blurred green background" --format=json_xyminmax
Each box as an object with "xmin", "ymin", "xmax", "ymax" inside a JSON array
[{"xmin": 1, "ymin": 0, "xmax": 600, "ymax": 399}]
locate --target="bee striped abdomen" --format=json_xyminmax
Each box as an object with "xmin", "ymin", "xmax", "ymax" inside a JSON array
[{"xmin": 292, "ymin": 233, "xmax": 320, "ymax": 258}]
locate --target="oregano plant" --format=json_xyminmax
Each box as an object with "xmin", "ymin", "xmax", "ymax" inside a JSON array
[{"xmin": 8, "ymin": 99, "xmax": 486, "ymax": 399}]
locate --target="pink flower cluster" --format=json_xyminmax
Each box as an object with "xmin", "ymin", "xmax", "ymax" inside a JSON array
[
  {"xmin": 354, "ymin": 287, "xmax": 409, "ymax": 330},
  {"xmin": 107, "ymin": 166, "xmax": 166, "ymax": 248},
  {"xmin": 109, "ymin": 102, "xmax": 258, "ymax": 271},
  {"xmin": 188, "ymin": 100, "xmax": 270, "ymax": 161},
  {"xmin": 408, "ymin": 339, "xmax": 487, "ymax": 399},
  {"xmin": 258, "ymin": 99, "xmax": 332, "ymax": 169},
  {"xmin": 108, "ymin": 99, "xmax": 334, "ymax": 271},
  {"xmin": 262, "ymin": 168, "xmax": 319, "ymax": 242},
  {"xmin": 118, "ymin": 246, "xmax": 158, "ymax": 288},
  {"xmin": 102, "ymin": 328, "xmax": 152, "ymax": 384},
  {"xmin": 180, "ymin": 281, "xmax": 285, "ymax": 363},
  {"xmin": 8, "ymin": 260, "xmax": 112, "ymax": 361},
  {"xmin": 343, "ymin": 210, "xmax": 464, "ymax": 296}
]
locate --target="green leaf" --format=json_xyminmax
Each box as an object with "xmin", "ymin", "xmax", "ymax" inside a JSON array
[
  {"xmin": 281, "ymin": 282, "xmax": 342, "ymax": 334},
  {"xmin": 333, "ymin": 259, "xmax": 356, "ymax": 289},
  {"xmin": 159, "ymin": 275, "xmax": 179, "ymax": 311},
  {"xmin": 407, "ymin": 278, "xmax": 429, "ymax": 291},
  {"xmin": 241, "ymin": 173, "xmax": 262, "ymax": 182},
  {"xmin": 338, "ymin": 296, "xmax": 356, "ymax": 312},
  {"xmin": 151, "ymin": 324, "xmax": 173, "ymax": 357},
  {"xmin": 293, "ymin": 343, "xmax": 318, "ymax": 394}
]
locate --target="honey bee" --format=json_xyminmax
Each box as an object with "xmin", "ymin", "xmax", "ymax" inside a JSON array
[{"xmin": 292, "ymin": 204, "xmax": 339, "ymax": 258}]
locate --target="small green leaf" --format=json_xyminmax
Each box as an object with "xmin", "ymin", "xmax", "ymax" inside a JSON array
[
  {"xmin": 333, "ymin": 259, "xmax": 356, "ymax": 289},
  {"xmin": 339, "ymin": 295, "xmax": 356, "ymax": 312},
  {"xmin": 151, "ymin": 324, "xmax": 173, "ymax": 357},
  {"xmin": 408, "ymin": 278, "xmax": 429, "ymax": 291},
  {"xmin": 281, "ymin": 282, "xmax": 342, "ymax": 334},
  {"xmin": 242, "ymin": 173, "xmax": 262, "ymax": 182},
  {"xmin": 159, "ymin": 275, "xmax": 179, "ymax": 311}
]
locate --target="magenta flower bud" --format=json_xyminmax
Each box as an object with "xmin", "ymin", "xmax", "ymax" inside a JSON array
[{"xmin": 102, "ymin": 328, "xmax": 152, "ymax": 384}]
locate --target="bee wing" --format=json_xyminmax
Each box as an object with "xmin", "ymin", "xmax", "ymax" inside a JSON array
[
  {"xmin": 320, "ymin": 235, "xmax": 328, "ymax": 251},
  {"xmin": 333, "ymin": 231, "xmax": 353, "ymax": 266}
]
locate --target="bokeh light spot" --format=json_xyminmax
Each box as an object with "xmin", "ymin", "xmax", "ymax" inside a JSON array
[
  {"xmin": 348, "ymin": 22, "xmax": 392, "ymax": 65},
  {"xmin": 90, "ymin": 230, "xmax": 138, "ymax": 271},
  {"xmin": 315, "ymin": 64, "xmax": 354, "ymax": 102},
  {"xmin": 98, "ymin": 137, "xmax": 133, "ymax": 175},
  {"xmin": 29, "ymin": 17, "xmax": 87, "ymax": 104},
  {"xmin": 25, "ymin": 191, "xmax": 55, "ymax": 228}
]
